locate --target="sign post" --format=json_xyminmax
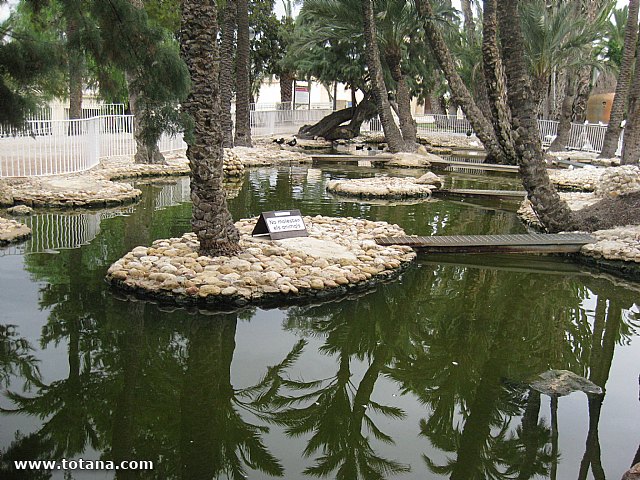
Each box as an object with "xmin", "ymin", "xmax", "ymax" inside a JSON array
[{"xmin": 251, "ymin": 210, "xmax": 308, "ymax": 240}]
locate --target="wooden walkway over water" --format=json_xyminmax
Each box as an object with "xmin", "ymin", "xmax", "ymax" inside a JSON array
[
  {"xmin": 311, "ymin": 154, "xmax": 520, "ymax": 173},
  {"xmin": 434, "ymin": 189, "xmax": 526, "ymax": 200},
  {"xmin": 376, "ymin": 233, "xmax": 596, "ymax": 254}
]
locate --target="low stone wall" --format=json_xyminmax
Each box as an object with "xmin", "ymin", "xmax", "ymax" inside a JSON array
[
  {"xmin": 521, "ymin": 165, "xmax": 640, "ymax": 227},
  {"xmin": 0, "ymin": 217, "xmax": 31, "ymax": 245},
  {"xmin": 548, "ymin": 167, "xmax": 605, "ymax": 192},
  {"xmin": 594, "ymin": 165, "xmax": 640, "ymax": 198},
  {"xmin": 1, "ymin": 148, "xmax": 249, "ymax": 210},
  {"xmin": 548, "ymin": 165, "xmax": 640, "ymax": 194},
  {"xmin": 106, "ymin": 216, "xmax": 416, "ymax": 309},
  {"xmin": 8, "ymin": 176, "xmax": 142, "ymax": 208},
  {"xmin": 234, "ymin": 145, "xmax": 311, "ymax": 167},
  {"xmin": 581, "ymin": 226, "xmax": 640, "ymax": 264},
  {"xmin": 327, "ymin": 173, "xmax": 443, "ymax": 199}
]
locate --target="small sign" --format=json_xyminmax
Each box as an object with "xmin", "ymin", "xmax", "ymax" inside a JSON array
[{"xmin": 251, "ymin": 210, "xmax": 308, "ymax": 240}]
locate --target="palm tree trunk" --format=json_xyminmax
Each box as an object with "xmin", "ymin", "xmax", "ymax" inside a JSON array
[
  {"xmin": 360, "ymin": 0, "xmax": 407, "ymax": 152},
  {"xmin": 180, "ymin": 0, "xmax": 240, "ymax": 257},
  {"xmin": 572, "ymin": 66, "xmax": 593, "ymax": 123},
  {"xmin": 548, "ymin": 73, "xmax": 576, "ymax": 152},
  {"xmin": 497, "ymin": 0, "xmax": 574, "ymax": 233},
  {"xmin": 622, "ymin": 34, "xmax": 640, "ymax": 165},
  {"xmin": 234, "ymin": 0, "xmax": 252, "ymax": 147},
  {"xmin": 386, "ymin": 51, "xmax": 417, "ymax": 146},
  {"xmin": 461, "ymin": 0, "xmax": 476, "ymax": 41},
  {"xmin": 601, "ymin": 0, "xmax": 640, "ymax": 158},
  {"xmin": 219, "ymin": 0, "xmax": 237, "ymax": 149},
  {"xmin": 482, "ymin": 0, "xmax": 517, "ymax": 164},
  {"xmin": 66, "ymin": 16, "xmax": 83, "ymax": 135},
  {"xmin": 396, "ymin": 74, "xmax": 417, "ymax": 146},
  {"xmin": 415, "ymin": 0, "xmax": 507, "ymax": 164},
  {"xmin": 428, "ymin": 90, "xmax": 445, "ymax": 114},
  {"xmin": 280, "ymin": 71, "xmax": 294, "ymax": 105}
]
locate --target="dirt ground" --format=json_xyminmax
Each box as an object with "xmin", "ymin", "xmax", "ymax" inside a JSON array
[{"xmin": 572, "ymin": 191, "xmax": 640, "ymax": 231}]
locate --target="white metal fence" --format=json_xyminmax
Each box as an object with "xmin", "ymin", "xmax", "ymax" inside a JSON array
[
  {"xmin": 366, "ymin": 114, "xmax": 626, "ymax": 156},
  {"xmin": 0, "ymin": 179, "xmax": 192, "ymax": 256},
  {"xmin": 0, "ymin": 108, "xmax": 334, "ymax": 177},
  {"xmin": 0, "ymin": 109, "xmax": 629, "ymax": 178},
  {"xmin": 249, "ymin": 102, "xmax": 333, "ymax": 111},
  {"xmin": 250, "ymin": 108, "xmax": 333, "ymax": 137}
]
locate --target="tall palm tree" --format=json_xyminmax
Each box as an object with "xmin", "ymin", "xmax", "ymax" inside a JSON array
[
  {"xmin": 234, "ymin": 0, "xmax": 252, "ymax": 147},
  {"xmin": 518, "ymin": 0, "xmax": 606, "ymax": 118},
  {"xmin": 481, "ymin": 0, "xmax": 517, "ymax": 164},
  {"xmin": 600, "ymin": 0, "xmax": 639, "ymax": 158},
  {"xmin": 547, "ymin": 0, "xmax": 614, "ymax": 152},
  {"xmin": 279, "ymin": 0, "xmax": 301, "ymax": 105},
  {"xmin": 496, "ymin": 0, "xmax": 574, "ymax": 233},
  {"xmin": 293, "ymin": 0, "xmax": 426, "ymax": 147},
  {"xmin": 622, "ymin": 33, "xmax": 640, "ymax": 165},
  {"xmin": 180, "ymin": 0, "xmax": 240, "ymax": 256},
  {"xmin": 126, "ymin": 0, "xmax": 167, "ymax": 164},
  {"xmin": 219, "ymin": 0, "xmax": 237, "ymax": 148},
  {"xmin": 415, "ymin": 0, "xmax": 508, "ymax": 164},
  {"xmin": 360, "ymin": 0, "xmax": 409, "ymax": 152}
]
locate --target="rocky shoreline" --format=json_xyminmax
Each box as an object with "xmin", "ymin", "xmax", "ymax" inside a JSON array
[
  {"xmin": 0, "ymin": 149, "xmax": 247, "ymax": 209},
  {"xmin": 327, "ymin": 172, "xmax": 443, "ymax": 199},
  {"xmin": 0, "ymin": 217, "xmax": 31, "ymax": 245},
  {"xmin": 518, "ymin": 165, "xmax": 640, "ymax": 276},
  {"xmin": 106, "ymin": 216, "xmax": 416, "ymax": 309}
]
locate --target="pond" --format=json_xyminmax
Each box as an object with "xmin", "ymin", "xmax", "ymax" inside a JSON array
[{"xmin": 1, "ymin": 165, "xmax": 639, "ymax": 480}]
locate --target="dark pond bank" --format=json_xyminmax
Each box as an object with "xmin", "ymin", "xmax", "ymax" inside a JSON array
[{"xmin": 1, "ymin": 166, "xmax": 639, "ymax": 480}]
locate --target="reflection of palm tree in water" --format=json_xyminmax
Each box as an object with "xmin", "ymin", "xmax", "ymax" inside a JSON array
[
  {"xmin": 577, "ymin": 294, "xmax": 624, "ymax": 480},
  {"xmin": 0, "ymin": 324, "xmax": 40, "ymax": 390},
  {"xmin": 267, "ymin": 285, "xmax": 425, "ymax": 480},
  {"xmin": 2, "ymin": 247, "xmax": 102, "ymax": 460},
  {"xmin": 179, "ymin": 314, "xmax": 284, "ymax": 479}
]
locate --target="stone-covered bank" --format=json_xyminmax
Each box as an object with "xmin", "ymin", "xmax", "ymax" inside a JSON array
[
  {"xmin": 106, "ymin": 216, "xmax": 416, "ymax": 309},
  {"xmin": 0, "ymin": 217, "xmax": 31, "ymax": 245}
]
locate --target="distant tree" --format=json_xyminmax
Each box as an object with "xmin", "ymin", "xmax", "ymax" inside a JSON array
[
  {"xmin": 416, "ymin": 0, "xmax": 509, "ymax": 164},
  {"xmin": 0, "ymin": 9, "xmax": 64, "ymax": 126}
]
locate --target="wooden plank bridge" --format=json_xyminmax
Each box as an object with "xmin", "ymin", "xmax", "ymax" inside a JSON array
[
  {"xmin": 312, "ymin": 154, "xmax": 393, "ymax": 163},
  {"xmin": 311, "ymin": 154, "xmax": 520, "ymax": 173},
  {"xmin": 375, "ymin": 233, "xmax": 596, "ymax": 254},
  {"xmin": 433, "ymin": 188, "xmax": 526, "ymax": 200},
  {"xmin": 428, "ymin": 158, "xmax": 520, "ymax": 173}
]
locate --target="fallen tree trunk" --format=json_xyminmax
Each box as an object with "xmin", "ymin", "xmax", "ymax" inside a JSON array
[{"xmin": 298, "ymin": 99, "xmax": 377, "ymax": 140}]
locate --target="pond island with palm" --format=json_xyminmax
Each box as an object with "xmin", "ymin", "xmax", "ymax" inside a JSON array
[{"xmin": 2, "ymin": 0, "xmax": 640, "ymax": 479}]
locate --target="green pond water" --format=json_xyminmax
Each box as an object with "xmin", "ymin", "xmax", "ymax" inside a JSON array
[{"xmin": 1, "ymin": 165, "xmax": 639, "ymax": 480}]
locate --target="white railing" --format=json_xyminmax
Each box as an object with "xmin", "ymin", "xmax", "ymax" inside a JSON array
[
  {"xmin": 250, "ymin": 108, "xmax": 334, "ymax": 137},
  {"xmin": 0, "ymin": 180, "xmax": 192, "ymax": 256},
  {"xmin": 0, "ymin": 117, "xmax": 105, "ymax": 177},
  {"xmin": 538, "ymin": 119, "xmax": 559, "ymax": 146},
  {"xmin": 248, "ymin": 102, "xmax": 333, "ymax": 111},
  {"xmin": 416, "ymin": 114, "xmax": 473, "ymax": 135},
  {"xmin": 566, "ymin": 122, "xmax": 608, "ymax": 153},
  {"xmin": 0, "ymin": 108, "xmax": 336, "ymax": 177},
  {"xmin": 364, "ymin": 114, "xmax": 625, "ymax": 156}
]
